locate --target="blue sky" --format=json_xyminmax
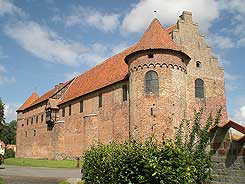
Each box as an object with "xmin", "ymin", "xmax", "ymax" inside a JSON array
[{"xmin": 0, "ymin": 0, "xmax": 244, "ymax": 124}]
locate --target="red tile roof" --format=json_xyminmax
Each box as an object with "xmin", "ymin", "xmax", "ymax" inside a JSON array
[
  {"xmin": 19, "ymin": 21, "xmax": 183, "ymax": 108},
  {"xmin": 17, "ymin": 92, "xmax": 39, "ymax": 112},
  {"xmin": 165, "ymin": 24, "xmax": 177, "ymax": 33},
  {"xmin": 210, "ymin": 120, "xmax": 245, "ymax": 134},
  {"xmin": 59, "ymin": 45, "xmax": 136, "ymax": 105},
  {"xmin": 131, "ymin": 19, "xmax": 179, "ymax": 53},
  {"xmin": 125, "ymin": 19, "xmax": 189, "ymax": 63},
  {"xmin": 18, "ymin": 80, "xmax": 73, "ymax": 111},
  {"xmin": 210, "ymin": 120, "xmax": 245, "ymax": 142}
]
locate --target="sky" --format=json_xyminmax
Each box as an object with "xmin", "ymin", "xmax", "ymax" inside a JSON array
[{"xmin": 0, "ymin": 0, "xmax": 245, "ymax": 124}]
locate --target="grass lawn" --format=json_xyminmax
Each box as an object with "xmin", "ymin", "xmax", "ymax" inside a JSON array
[
  {"xmin": 0, "ymin": 177, "xmax": 3, "ymax": 184},
  {"xmin": 4, "ymin": 158, "xmax": 80, "ymax": 168}
]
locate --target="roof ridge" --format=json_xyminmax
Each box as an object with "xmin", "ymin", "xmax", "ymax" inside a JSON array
[{"xmin": 58, "ymin": 76, "xmax": 78, "ymax": 104}]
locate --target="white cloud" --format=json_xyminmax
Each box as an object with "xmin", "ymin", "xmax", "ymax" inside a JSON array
[
  {"xmin": 0, "ymin": 46, "xmax": 8, "ymax": 59},
  {"xmin": 225, "ymin": 72, "xmax": 239, "ymax": 81},
  {"xmin": 4, "ymin": 21, "xmax": 87, "ymax": 66},
  {"xmin": 224, "ymin": 72, "xmax": 240, "ymax": 91},
  {"xmin": 220, "ymin": 0, "xmax": 245, "ymax": 15},
  {"xmin": 63, "ymin": 6, "xmax": 120, "ymax": 32},
  {"xmin": 4, "ymin": 102, "xmax": 20, "ymax": 122},
  {"xmin": 241, "ymin": 106, "xmax": 245, "ymax": 119},
  {"xmin": 230, "ymin": 106, "xmax": 245, "ymax": 125},
  {"xmin": 0, "ymin": 64, "xmax": 6, "ymax": 73},
  {"xmin": 0, "ymin": 64, "xmax": 15, "ymax": 85},
  {"xmin": 64, "ymin": 71, "xmax": 79, "ymax": 81},
  {"xmin": 0, "ymin": 0, "xmax": 24, "ymax": 17},
  {"xmin": 207, "ymin": 34, "xmax": 235, "ymax": 49},
  {"xmin": 219, "ymin": 0, "xmax": 245, "ymax": 47},
  {"xmin": 111, "ymin": 43, "xmax": 130, "ymax": 55},
  {"xmin": 122, "ymin": 0, "xmax": 219, "ymax": 33},
  {"xmin": 237, "ymin": 37, "xmax": 245, "ymax": 47}
]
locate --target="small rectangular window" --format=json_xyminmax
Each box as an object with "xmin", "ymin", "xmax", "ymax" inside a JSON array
[
  {"xmin": 99, "ymin": 94, "xmax": 102, "ymax": 108},
  {"xmin": 34, "ymin": 130, "xmax": 36, "ymax": 136},
  {"xmin": 36, "ymin": 116, "xmax": 38, "ymax": 123},
  {"xmin": 80, "ymin": 100, "xmax": 83, "ymax": 113},
  {"xmin": 31, "ymin": 118, "xmax": 33, "ymax": 124},
  {"xmin": 41, "ymin": 114, "xmax": 43, "ymax": 122},
  {"xmin": 69, "ymin": 104, "xmax": 71, "ymax": 116},
  {"xmin": 25, "ymin": 131, "xmax": 28, "ymax": 137},
  {"xmin": 62, "ymin": 108, "xmax": 65, "ymax": 117},
  {"xmin": 151, "ymin": 108, "xmax": 154, "ymax": 116},
  {"xmin": 123, "ymin": 85, "xmax": 127, "ymax": 101},
  {"xmin": 148, "ymin": 54, "xmax": 154, "ymax": 58},
  {"xmin": 27, "ymin": 119, "xmax": 29, "ymax": 126}
]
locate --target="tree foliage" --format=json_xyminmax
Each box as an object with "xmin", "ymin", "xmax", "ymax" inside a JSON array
[
  {"xmin": 82, "ymin": 109, "xmax": 222, "ymax": 184},
  {"xmin": 0, "ymin": 98, "xmax": 5, "ymax": 135},
  {"xmin": 1, "ymin": 120, "xmax": 17, "ymax": 144},
  {"xmin": 175, "ymin": 108, "xmax": 222, "ymax": 183},
  {"xmin": 0, "ymin": 98, "xmax": 16, "ymax": 145}
]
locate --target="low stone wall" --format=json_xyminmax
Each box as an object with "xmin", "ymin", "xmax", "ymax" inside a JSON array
[{"xmin": 210, "ymin": 127, "xmax": 245, "ymax": 184}]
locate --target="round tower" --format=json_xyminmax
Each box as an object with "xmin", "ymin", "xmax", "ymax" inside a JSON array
[{"xmin": 125, "ymin": 19, "xmax": 191, "ymax": 141}]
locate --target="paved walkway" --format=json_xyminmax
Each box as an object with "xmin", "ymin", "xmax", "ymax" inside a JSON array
[{"xmin": 0, "ymin": 165, "xmax": 82, "ymax": 184}]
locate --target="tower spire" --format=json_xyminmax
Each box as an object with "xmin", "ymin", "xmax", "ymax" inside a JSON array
[{"xmin": 154, "ymin": 10, "xmax": 157, "ymax": 19}]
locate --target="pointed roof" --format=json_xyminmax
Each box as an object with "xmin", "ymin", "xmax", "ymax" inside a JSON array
[
  {"xmin": 125, "ymin": 19, "xmax": 189, "ymax": 63},
  {"xmin": 24, "ymin": 79, "xmax": 73, "ymax": 110},
  {"xmin": 17, "ymin": 92, "xmax": 39, "ymax": 112},
  {"xmin": 133, "ymin": 19, "xmax": 179, "ymax": 52},
  {"xmin": 18, "ymin": 23, "xmax": 183, "ymax": 108}
]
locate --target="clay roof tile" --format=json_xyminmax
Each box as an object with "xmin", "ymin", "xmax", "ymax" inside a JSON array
[
  {"xmin": 132, "ymin": 19, "xmax": 179, "ymax": 53},
  {"xmin": 17, "ymin": 92, "xmax": 39, "ymax": 112}
]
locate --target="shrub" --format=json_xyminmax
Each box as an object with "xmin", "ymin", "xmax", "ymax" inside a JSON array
[
  {"xmin": 4, "ymin": 148, "xmax": 15, "ymax": 159},
  {"xmin": 82, "ymin": 109, "xmax": 221, "ymax": 184},
  {"xmin": 82, "ymin": 140, "xmax": 196, "ymax": 184}
]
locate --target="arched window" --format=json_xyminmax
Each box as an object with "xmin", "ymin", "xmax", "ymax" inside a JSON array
[
  {"xmin": 145, "ymin": 71, "xmax": 159, "ymax": 94},
  {"xmin": 195, "ymin": 78, "xmax": 204, "ymax": 98}
]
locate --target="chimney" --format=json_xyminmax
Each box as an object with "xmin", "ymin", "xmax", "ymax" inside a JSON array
[{"xmin": 55, "ymin": 82, "xmax": 63, "ymax": 90}]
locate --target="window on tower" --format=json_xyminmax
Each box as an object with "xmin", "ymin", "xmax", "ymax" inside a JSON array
[
  {"xmin": 196, "ymin": 61, "xmax": 201, "ymax": 68},
  {"xmin": 98, "ymin": 94, "xmax": 102, "ymax": 108},
  {"xmin": 145, "ymin": 70, "xmax": 159, "ymax": 94},
  {"xmin": 195, "ymin": 78, "xmax": 204, "ymax": 99},
  {"xmin": 122, "ymin": 85, "xmax": 127, "ymax": 101}
]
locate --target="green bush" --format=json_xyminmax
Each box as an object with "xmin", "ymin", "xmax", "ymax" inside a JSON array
[
  {"xmin": 82, "ymin": 109, "xmax": 221, "ymax": 184},
  {"xmin": 82, "ymin": 140, "xmax": 195, "ymax": 184},
  {"xmin": 4, "ymin": 148, "xmax": 15, "ymax": 159}
]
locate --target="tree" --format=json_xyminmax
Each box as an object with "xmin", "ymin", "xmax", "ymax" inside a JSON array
[
  {"xmin": 0, "ymin": 98, "xmax": 5, "ymax": 136},
  {"xmin": 1, "ymin": 120, "xmax": 17, "ymax": 144}
]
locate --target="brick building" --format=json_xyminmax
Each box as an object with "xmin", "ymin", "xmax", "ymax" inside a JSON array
[{"xmin": 16, "ymin": 11, "xmax": 228, "ymax": 159}]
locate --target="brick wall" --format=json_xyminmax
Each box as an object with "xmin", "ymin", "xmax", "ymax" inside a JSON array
[
  {"xmin": 16, "ymin": 81, "xmax": 129, "ymax": 159},
  {"xmin": 16, "ymin": 11, "xmax": 228, "ymax": 160},
  {"xmin": 210, "ymin": 128, "xmax": 245, "ymax": 184},
  {"xmin": 172, "ymin": 11, "xmax": 228, "ymax": 124},
  {"xmin": 128, "ymin": 50, "xmax": 188, "ymax": 141}
]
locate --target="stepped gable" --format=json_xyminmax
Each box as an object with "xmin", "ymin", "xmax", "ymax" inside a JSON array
[
  {"xmin": 59, "ymin": 45, "xmax": 136, "ymax": 105},
  {"xmin": 17, "ymin": 92, "xmax": 39, "ymax": 112},
  {"xmin": 125, "ymin": 19, "xmax": 189, "ymax": 63}
]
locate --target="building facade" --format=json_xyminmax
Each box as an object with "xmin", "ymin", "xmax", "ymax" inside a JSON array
[{"xmin": 16, "ymin": 12, "xmax": 228, "ymax": 159}]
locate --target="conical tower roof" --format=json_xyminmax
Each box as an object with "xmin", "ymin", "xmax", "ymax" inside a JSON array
[
  {"xmin": 125, "ymin": 18, "xmax": 190, "ymax": 63},
  {"xmin": 133, "ymin": 18, "xmax": 178, "ymax": 51},
  {"xmin": 17, "ymin": 92, "xmax": 39, "ymax": 112}
]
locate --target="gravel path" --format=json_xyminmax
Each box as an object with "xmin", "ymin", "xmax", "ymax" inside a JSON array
[{"xmin": 0, "ymin": 165, "xmax": 81, "ymax": 184}]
